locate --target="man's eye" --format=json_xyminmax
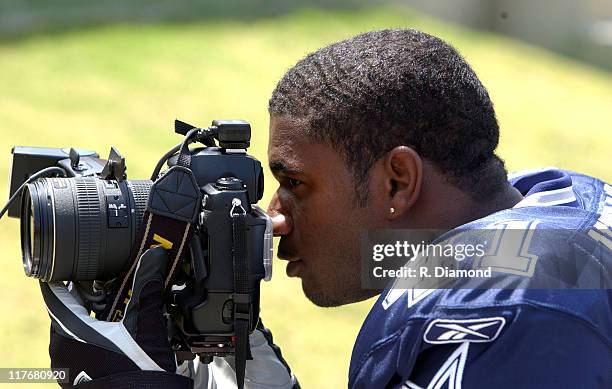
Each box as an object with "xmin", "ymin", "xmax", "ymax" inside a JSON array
[{"xmin": 287, "ymin": 178, "xmax": 302, "ymax": 188}]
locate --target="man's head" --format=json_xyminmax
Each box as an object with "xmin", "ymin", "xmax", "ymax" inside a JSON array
[{"xmin": 266, "ymin": 29, "xmax": 510, "ymax": 307}]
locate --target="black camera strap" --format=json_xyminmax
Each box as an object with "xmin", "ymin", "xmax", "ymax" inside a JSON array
[
  {"xmin": 231, "ymin": 199, "xmax": 250, "ymax": 389},
  {"xmin": 104, "ymin": 130, "xmax": 202, "ymax": 322},
  {"xmin": 103, "ymin": 131, "xmax": 252, "ymax": 389},
  {"xmin": 103, "ymin": 165, "xmax": 201, "ymax": 322}
]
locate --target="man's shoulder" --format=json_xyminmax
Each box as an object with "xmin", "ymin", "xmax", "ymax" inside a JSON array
[
  {"xmin": 349, "ymin": 287, "xmax": 611, "ymax": 388},
  {"xmin": 348, "ymin": 168, "xmax": 612, "ymax": 387},
  {"xmin": 507, "ymin": 167, "xmax": 608, "ymax": 217}
]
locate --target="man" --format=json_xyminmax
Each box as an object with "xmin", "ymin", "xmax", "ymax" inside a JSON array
[
  {"xmin": 43, "ymin": 29, "xmax": 610, "ymax": 388},
  {"xmin": 265, "ymin": 29, "xmax": 611, "ymax": 388}
]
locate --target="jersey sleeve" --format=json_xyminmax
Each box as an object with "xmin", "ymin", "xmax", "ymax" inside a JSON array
[
  {"xmin": 350, "ymin": 300, "xmax": 611, "ymax": 388},
  {"xmin": 398, "ymin": 305, "xmax": 611, "ymax": 389}
]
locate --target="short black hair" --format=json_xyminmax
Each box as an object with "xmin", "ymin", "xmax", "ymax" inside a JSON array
[{"xmin": 269, "ymin": 28, "xmax": 508, "ymax": 206}]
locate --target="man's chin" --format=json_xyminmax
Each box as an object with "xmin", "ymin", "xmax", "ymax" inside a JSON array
[{"xmin": 300, "ymin": 279, "xmax": 381, "ymax": 308}]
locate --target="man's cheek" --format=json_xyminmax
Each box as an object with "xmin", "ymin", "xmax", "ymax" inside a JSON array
[
  {"xmin": 276, "ymin": 189, "xmax": 297, "ymax": 210},
  {"xmin": 273, "ymin": 191, "xmax": 300, "ymax": 223},
  {"xmin": 290, "ymin": 198, "xmax": 316, "ymax": 227}
]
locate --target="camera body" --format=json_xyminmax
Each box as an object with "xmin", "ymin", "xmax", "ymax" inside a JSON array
[
  {"xmin": 165, "ymin": 144, "xmax": 271, "ymax": 356},
  {"xmin": 8, "ymin": 119, "xmax": 272, "ymax": 359}
]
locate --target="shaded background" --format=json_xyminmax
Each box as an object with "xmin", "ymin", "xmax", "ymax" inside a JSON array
[{"xmin": 0, "ymin": 1, "xmax": 610, "ymax": 388}]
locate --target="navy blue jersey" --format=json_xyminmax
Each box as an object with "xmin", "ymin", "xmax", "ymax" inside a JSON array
[{"xmin": 349, "ymin": 168, "xmax": 612, "ymax": 388}]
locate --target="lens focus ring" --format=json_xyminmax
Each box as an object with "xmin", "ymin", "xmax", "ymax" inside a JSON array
[
  {"xmin": 128, "ymin": 180, "xmax": 152, "ymax": 239},
  {"xmin": 74, "ymin": 177, "xmax": 101, "ymax": 280}
]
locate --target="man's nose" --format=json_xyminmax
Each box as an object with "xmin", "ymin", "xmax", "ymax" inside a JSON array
[{"xmin": 266, "ymin": 191, "xmax": 292, "ymax": 236}]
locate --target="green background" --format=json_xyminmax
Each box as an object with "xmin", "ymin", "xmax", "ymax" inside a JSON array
[{"xmin": 0, "ymin": 5, "xmax": 610, "ymax": 388}]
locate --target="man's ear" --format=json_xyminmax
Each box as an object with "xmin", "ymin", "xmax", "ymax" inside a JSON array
[{"xmin": 383, "ymin": 146, "xmax": 422, "ymax": 219}]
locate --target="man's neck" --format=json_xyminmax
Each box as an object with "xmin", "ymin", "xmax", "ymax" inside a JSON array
[
  {"xmin": 461, "ymin": 184, "xmax": 523, "ymax": 225},
  {"xmin": 406, "ymin": 168, "xmax": 523, "ymax": 230}
]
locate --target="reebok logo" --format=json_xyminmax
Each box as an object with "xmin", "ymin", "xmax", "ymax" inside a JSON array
[
  {"xmin": 73, "ymin": 371, "xmax": 92, "ymax": 385},
  {"xmin": 424, "ymin": 317, "xmax": 506, "ymax": 344}
]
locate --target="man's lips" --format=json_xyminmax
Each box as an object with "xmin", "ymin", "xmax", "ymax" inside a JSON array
[{"xmin": 286, "ymin": 259, "xmax": 303, "ymax": 278}]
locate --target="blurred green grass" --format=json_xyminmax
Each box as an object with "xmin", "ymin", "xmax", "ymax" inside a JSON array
[{"xmin": 0, "ymin": 5, "xmax": 610, "ymax": 388}]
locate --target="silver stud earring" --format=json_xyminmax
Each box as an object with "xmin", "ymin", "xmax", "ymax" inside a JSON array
[{"xmin": 390, "ymin": 207, "xmax": 395, "ymax": 214}]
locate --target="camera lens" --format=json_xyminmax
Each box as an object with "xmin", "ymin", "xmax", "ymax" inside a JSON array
[
  {"xmin": 21, "ymin": 191, "xmax": 37, "ymax": 277},
  {"xmin": 29, "ymin": 205, "xmax": 34, "ymax": 257},
  {"xmin": 21, "ymin": 180, "xmax": 53, "ymax": 279},
  {"xmin": 20, "ymin": 177, "xmax": 152, "ymax": 281}
]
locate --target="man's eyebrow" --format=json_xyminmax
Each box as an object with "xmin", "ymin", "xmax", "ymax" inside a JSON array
[{"xmin": 269, "ymin": 160, "xmax": 304, "ymax": 175}]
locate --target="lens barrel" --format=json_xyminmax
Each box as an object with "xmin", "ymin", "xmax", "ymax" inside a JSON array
[{"xmin": 20, "ymin": 177, "xmax": 151, "ymax": 281}]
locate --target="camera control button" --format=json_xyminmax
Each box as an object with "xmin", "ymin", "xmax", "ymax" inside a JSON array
[{"xmin": 214, "ymin": 177, "xmax": 243, "ymax": 191}]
